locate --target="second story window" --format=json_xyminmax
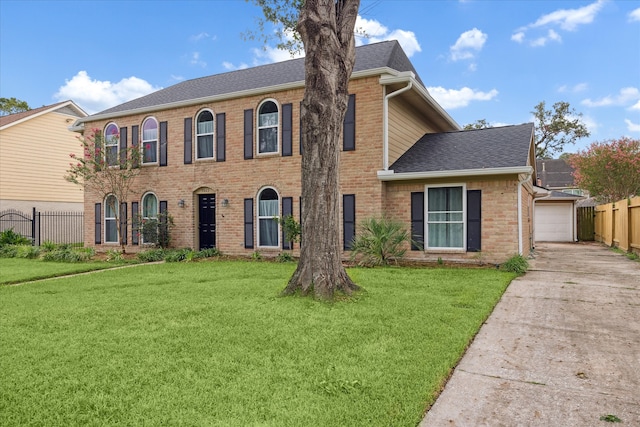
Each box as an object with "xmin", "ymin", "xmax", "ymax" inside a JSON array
[
  {"xmin": 196, "ymin": 110, "xmax": 214, "ymax": 159},
  {"xmin": 257, "ymin": 100, "xmax": 279, "ymax": 155},
  {"xmin": 142, "ymin": 117, "xmax": 158, "ymax": 164},
  {"xmin": 104, "ymin": 123, "xmax": 119, "ymax": 167}
]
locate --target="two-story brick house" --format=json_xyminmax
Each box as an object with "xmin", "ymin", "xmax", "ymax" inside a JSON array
[{"xmin": 72, "ymin": 40, "xmax": 536, "ymax": 264}]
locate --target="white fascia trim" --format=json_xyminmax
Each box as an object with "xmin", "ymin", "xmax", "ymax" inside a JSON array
[
  {"xmin": 72, "ymin": 67, "xmax": 398, "ymax": 127},
  {"xmin": 377, "ymin": 166, "xmax": 533, "ymax": 181},
  {"xmin": 1, "ymin": 100, "xmax": 86, "ymax": 131},
  {"xmin": 379, "ymin": 73, "xmax": 460, "ymax": 131}
]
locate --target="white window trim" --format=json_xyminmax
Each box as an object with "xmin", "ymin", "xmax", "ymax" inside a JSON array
[
  {"xmin": 141, "ymin": 117, "xmax": 159, "ymax": 165},
  {"xmin": 256, "ymin": 98, "xmax": 280, "ymax": 156},
  {"xmin": 195, "ymin": 109, "xmax": 215, "ymax": 161},
  {"xmin": 257, "ymin": 186, "xmax": 280, "ymax": 248},
  {"xmin": 104, "ymin": 122, "xmax": 119, "ymax": 168},
  {"xmin": 104, "ymin": 194, "xmax": 119, "ymax": 244},
  {"xmin": 424, "ymin": 183, "xmax": 467, "ymax": 252}
]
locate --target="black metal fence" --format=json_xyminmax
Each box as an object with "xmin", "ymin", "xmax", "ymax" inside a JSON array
[{"xmin": 0, "ymin": 208, "xmax": 84, "ymax": 246}]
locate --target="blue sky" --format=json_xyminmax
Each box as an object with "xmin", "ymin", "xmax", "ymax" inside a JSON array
[{"xmin": 1, "ymin": 0, "xmax": 639, "ymax": 154}]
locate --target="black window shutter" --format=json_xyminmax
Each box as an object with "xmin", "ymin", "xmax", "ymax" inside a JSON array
[
  {"xmin": 244, "ymin": 198, "xmax": 254, "ymax": 248},
  {"xmin": 216, "ymin": 113, "xmax": 226, "ymax": 162},
  {"xmin": 282, "ymin": 104, "xmax": 292, "ymax": 157},
  {"xmin": 467, "ymin": 190, "xmax": 482, "ymax": 252},
  {"xmin": 411, "ymin": 192, "xmax": 424, "ymax": 250},
  {"xmin": 159, "ymin": 121, "xmax": 168, "ymax": 166},
  {"xmin": 94, "ymin": 203, "xmax": 102, "ymax": 244},
  {"xmin": 120, "ymin": 202, "xmax": 128, "ymax": 245},
  {"xmin": 119, "ymin": 127, "xmax": 127, "ymax": 166},
  {"xmin": 184, "ymin": 118, "xmax": 192, "ymax": 164},
  {"xmin": 131, "ymin": 201, "xmax": 139, "ymax": 245},
  {"xmin": 159, "ymin": 200, "xmax": 167, "ymax": 215},
  {"xmin": 244, "ymin": 109, "xmax": 253, "ymax": 159},
  {"xmin": 343, "ymin": 194, "xmax": 356, "ymax": 250},
  {"xmin": 343, "ymin": 94, "xmax": 356, "ymax": 151},
  {"xmin": 131, "ymin": 125, "xmax": 139, "ymax": 168},
  {"xmin": 282, "ymin": 197, "xmax": 293, "ymax": 249}
]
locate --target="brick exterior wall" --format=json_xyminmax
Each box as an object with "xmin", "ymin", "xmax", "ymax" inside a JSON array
[{"xmin": 82, "ymin": 74, "xmax": 533, "ymax": 265}]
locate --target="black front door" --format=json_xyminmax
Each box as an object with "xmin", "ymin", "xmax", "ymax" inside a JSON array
[{"xmin": 199, "ymin": 194, "xmax": 216, "ymax": 250}]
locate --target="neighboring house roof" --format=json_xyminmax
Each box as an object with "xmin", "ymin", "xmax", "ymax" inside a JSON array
[
  {"xmin": 542, "ymin": 190, "xmax": 583, "ymax": 201},
  {"xmin": 389, "ymin": 123, "xmax": 534, "ymax": 174},
  {"xmin": 535, "ymin": 158, "xmax": 576, "ymax": 188},
  {"xmin": 93, "ymin": 40, "xmax": 423, "ymax": 118},
  {"xmin": 0, "ymin": 100, "xmax": 86, "ymax": 130}
]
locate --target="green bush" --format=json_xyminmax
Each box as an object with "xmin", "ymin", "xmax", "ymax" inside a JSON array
[
  {"xmin": 137, "ymin": 249, "xmax": 166, "ymax": 262},
  {"xmin": 499, "ymin": 254, "xmax": 529, "ymax": 274},
  {"xmin": 275, "ymin": 252, "xmax": 295, "ymax": 263},
  {"xmin": 349, "ymin": 217, "xmax": 413, "ymax": 267},
  {"xmin": 164, "ymin": 248, "xmax": 191, "ymax": 263},
  {"xmin": 0, "ymin": 228, "xmax": 31, "ymax": 246},
  {"xmin": 0, "ymin": 245, "xmax": 19, "ymax": 258},
  {"xmin": 197, "ymin": 247, "xmax": 222, "ymax": 258},
  {"xmin": 42, "ymin": 247, "xmax": 93, "ymax": 263},
  {"xmin": 105, "ymin": 249, "xmax": 123, "ymax": 262},
  {"xmin": 16, "ymin": 245, "xmax": 41, "ymax": 259},
  {"xmin": 41, "ymin": 240, "xmax": 57, "ymax": 251}
]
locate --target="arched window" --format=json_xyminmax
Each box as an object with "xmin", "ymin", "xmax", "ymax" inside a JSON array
[
  {"xmin": 196, "ymin": 110, "xmax": 214, "ymax": 159},
  {"xmin": 141, "ymin": 192, "xmax": 159, "ymax": 244},
  {"xmin": 258, "ymin": 187, "xmax": 279, "ymax": 247},
  {"xmin": 142, "ymin": 117, "xmax": 158, "ymax": 164},
  {"xmin": 104, "ymin": 123, "xmax": 119, "ymax": 167},
  {"xmin": 105, "ymin": 194, "xmax": 118, "ymax": 243},
  {"xmin": 257, "ymin": 100, "xmax": 279, "ymax": 154}
]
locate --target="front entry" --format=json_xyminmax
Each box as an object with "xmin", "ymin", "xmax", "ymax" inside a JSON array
[{"xmin": 198, "ymin": 194, "xmax": 216, "ymax": 249}]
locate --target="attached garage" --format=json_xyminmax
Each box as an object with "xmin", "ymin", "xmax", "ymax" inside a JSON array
[{"xmin": 534, "ymin": 191, "xmax": 583, "ymax": 243}]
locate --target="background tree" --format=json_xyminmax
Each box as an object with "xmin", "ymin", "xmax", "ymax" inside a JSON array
[
  {"xmin": 65, "ymin": 129, "xmax": 141, "ymax": 253},
  {"xmin": 533, "ymin": 100, "xmax": 590, "ymax": 158},
  {"xmin": 569, "ymin": 137, "xmax": 640, "ymax": 203},
  {"xmin": 0, "ymin": 97, "xmax": 30, "ymax": 115},
  {"xmin": 463, "ymin": 119, "xmax": 491, "ymax": 130},
  {"xmin": 250, "ymin": 0, "xmax": 360, "ymax": 299}
]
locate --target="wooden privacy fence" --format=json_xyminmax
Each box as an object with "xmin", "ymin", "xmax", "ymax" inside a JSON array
[
  {"xmin": 577, "ymin": 206, "xmax": 595, "ymax": 241},
  {"xmin": 594, "ymin": 196, "xmax": 640, "ymax": 254}
]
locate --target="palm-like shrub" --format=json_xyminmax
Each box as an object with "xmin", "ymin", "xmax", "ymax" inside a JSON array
[{"xmin": 349, "ymin": 217, "xmax": 413, "ymax": 267}]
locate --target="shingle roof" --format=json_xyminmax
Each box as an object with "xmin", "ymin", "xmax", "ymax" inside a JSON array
[
  {"xmin": 535, "ymin": 159, "xmax": 576, "ymax": 188},
  {"xmin": 95, "ymin": 40, "xmax": 422, "ymax": 116},
  {"xmin": 0, "ymin": 100, "xmax": 86, "ymax": 129},
  {"xmin": 390, "ymin": 123, "xmax": 534, "ymax": 173}
]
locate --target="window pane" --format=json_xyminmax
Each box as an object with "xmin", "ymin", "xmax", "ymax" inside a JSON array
[
  {"xmin": 259, "ymin": 128, "xmax": 277, "ymax": 153},
  {"xmin": 106, "ymin": 146, "xmax": 118, "ymax": 166},
  {"xmin": 259, "ymin": 112, "xmax": 278, "ymax": 127},
  {"xmin": 428, "ymin": 223, "xmax": 463, "ymax": 248},
  {"xmin": 259, "ymin": 218, "xmax": 278, "ymax": 246},
  {"xmin": 428, "ymin": 212, "xmax": 463, "ymax": 222},
  {"xmin": 105, "ymin": 196, "xmax": 117, "ymax": 216},
  {"xmin": 197, "ymin": 120, "xmax": 213, "ymax": 135},
  {"xmin": 105, "ymin": 220, "xmax": 118, "ymax": 243},
  {"xmin": 197, "ymin": 135, "xmax": 214, "ymax": 158},
  {"xmin": 259, "ymin": 199, "xmax": 278, "ymax": 216},
  {"xmin": 143, "ymin": 194, "xmax": 158, "ymax": 218},
  {"xmin": 143, "ymin": 141, "xmax": 157, "ymax": 163},
  {"xmin": 427, "ymin": 186, "xmax": 464, "ymax": 249}
]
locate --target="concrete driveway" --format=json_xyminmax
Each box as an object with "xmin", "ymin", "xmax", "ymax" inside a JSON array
[{"xmin": 421, "ymin": 242, "xmax": 639, "ymax": 426}]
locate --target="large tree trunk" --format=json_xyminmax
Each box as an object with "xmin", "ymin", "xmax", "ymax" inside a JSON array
[{"xmin": 283, "ymin": 0, "xmax": 361, "ymax": 299}]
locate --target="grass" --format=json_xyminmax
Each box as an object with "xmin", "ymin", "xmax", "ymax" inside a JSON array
[
  {"xmin": 0, "ymin": 258, "xmax": 132, "ymax": 285},
  {"xmin": 0, "ymin": 261, "xmax": 516, "ymax": 426}
]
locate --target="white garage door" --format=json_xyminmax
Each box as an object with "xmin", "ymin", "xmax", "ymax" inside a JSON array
[{"xmin": 535, "ymin": 203, "xmax": 574, "ymax": 242}]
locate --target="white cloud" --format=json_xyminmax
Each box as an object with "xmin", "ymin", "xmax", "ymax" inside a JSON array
[
  {"xmin": 450, "ymin": 28, "xmax": 487, "ymax": 61},
  {"xmin": 356, "ymin": 16, "xmax": 422, "ymax": 57},
  {"xmin": 190, "ymin": 32, "xmax": 212, "ymax": 42},
  {"xmin": 630, "ymin": 100, "xmax": 640, "ymax": 111},
  {"xmin": 511, "ymin": 32, "xmax": 525, "ymax": 43},
  {"xmin": 530, "ymin": 0, "xmax": 605, "ymax": 31},
  {"xmin": 559, "ymin": 82, "xmax": 589, "ymax": 93},
  {"xmin": 426, "ymin": 86, "xmax": 498, "ymax": 109},
  {"xmin": 625, "ymin": 119, "xmax": 640, "ymax": 132},
  {"xmin": 54, "ymin": 71, "xmax": 160, "ymax": 114},
  {"xmin": 222, "ymin": 61, "xmax": 248, "ymax": 71},
  {"xmin": 190, "ymin": 52, "xmax": 206, "ymax": 68},
  {"xmin": 512, "ymin": 0, "xmax": 604, "ymax": 46},
  {"xmin": 582, "ymin": 87, "xmax": 640, "ymax": 107},
  {"xmin": 629, "ymin": 8, "xmax": 640, "ymax": 22}
]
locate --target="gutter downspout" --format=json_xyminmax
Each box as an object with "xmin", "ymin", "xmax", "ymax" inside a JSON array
[
  {"xmin": 518, "ymin": 171, "xmax": 533, "ymax": 255},
  {"xmin": 382, "ymin": 80, "xmax": 413, "ymax": 170}
]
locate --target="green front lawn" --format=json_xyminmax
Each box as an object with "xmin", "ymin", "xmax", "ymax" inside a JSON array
[
  {"xmin": 0, "ymin": 261, "xmax": 515, "ymax": 426},
  {"xmin": 0, "ymin": 258, "xmax": 131, "ymax": 285}
]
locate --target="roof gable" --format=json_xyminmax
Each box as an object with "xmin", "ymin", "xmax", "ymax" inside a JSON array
[
  {"xmin": 93, "ymin": 40, "xmax": 422, "ymax": 117},
  {"xmin": 390, "ymin": 123, "xmax": 535, "ymax": 173},
  {"xmin": 0, "ymin": 100, "xmax": 86, "ymax": 130}
]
